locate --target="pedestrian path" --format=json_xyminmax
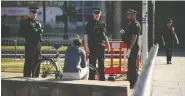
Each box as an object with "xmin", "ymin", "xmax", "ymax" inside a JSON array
[{"xmin": 152, "ymin": 56, "xmax": 185, "ymax": 96}]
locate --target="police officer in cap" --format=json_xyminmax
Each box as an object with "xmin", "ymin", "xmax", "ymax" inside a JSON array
[
  {"xmin": 121, "ymin": 9, "xmax": 141, "ymax": 88},
  {"xmin": 18, "ymin": 5, "xmax": 43, "ymax": 77},
  {"xmin": 161, "ymin": 18, "xmax": 179, "ymax": 64},
  {"xmin": 84, "ymin": 8, "xmax": 110, "ymax": 81}
]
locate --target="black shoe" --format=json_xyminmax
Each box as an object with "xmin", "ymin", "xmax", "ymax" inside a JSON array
[
  {"xmin": 130, "ymin": 84, "xmax": 135, "ymax": 89},
  {"xmin": 169, "ymin": 61, "xmax": 172, "ymax": 64},
  {"xmin": 167, "ymin": 61, "xmax": 170, "ymax": 64},
  {"xmin": 167, "ymin": 61, "xmax": 172, "ymax": 64}
]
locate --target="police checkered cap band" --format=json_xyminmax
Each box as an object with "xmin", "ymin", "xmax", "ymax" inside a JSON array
[
  {"xmin": 28, "ymin": 6, "xmax": 39, "ymax": 11},
  {"xmin": 93, "ymin": 8, "xmax": 102, "ymax": 12},
  {"xmin": 94, "ymin": 9, "xmax": 101, "ymax": 12},
  {"xmin": 126, "ymin": 9, "xmax": 139, "ymax": 14},
  {"xmin": 29, "ymin": 9, "xmax": 39, "ymax": 11}
]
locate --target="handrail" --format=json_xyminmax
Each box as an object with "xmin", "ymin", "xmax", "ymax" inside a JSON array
[{"xmin": 132, "ymin": 44, "xmax": 159, "ymax": 96}]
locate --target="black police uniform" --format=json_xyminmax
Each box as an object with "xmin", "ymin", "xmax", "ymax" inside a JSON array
[
  {"xmin": 18, "ymin": 6, "xmax": 43, "ymax": 77},
  {"xmin": 85, "ymin": 9, "xmax": 107, "ymax": 81},
  {"xmin": 121, "ymin": 10, "xmax": 141, "ymax": 87},
  {"xmin": 161, "ymin": 19, "xmax": 178, "ymax": 64}
]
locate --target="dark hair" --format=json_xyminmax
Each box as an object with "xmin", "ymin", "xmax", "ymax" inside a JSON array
[{"xmin": 73, "ymin": 38, "xmax": 81, "ymax": 46}]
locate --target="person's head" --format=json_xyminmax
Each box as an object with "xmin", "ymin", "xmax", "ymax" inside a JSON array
[
  {"xmin": 73, "ymin": 38, "xmax": 81, "ymax": 47},
  {"xmin": 167, "ymin": 18, "xmax": 173, "ymax": 28},
  {"xmin": 28, "ymin": 6, "xmax": 39, "ymax": 19},
  {"xmin": 125, "ymin": 9, "xmax": 138, "ymax": 21},
  {"xmin": 93, "ymin": 8, "xmax": 102, "ymax": 21}
]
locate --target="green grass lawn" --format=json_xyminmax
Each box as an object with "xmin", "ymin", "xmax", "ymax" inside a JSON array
[
  {"xmin": 1, "ymin": 58, "xmax": 123, "ymax": 65},
  {"xmin": 1, "ymin": 46, "xmax": 122, "ymax": 51},
  {"xmin": 1, "ymin": 46, "xmax": 69, "ymax": 51},
  {"xmin": 1, "ymin": 58, "xmax": 24, "ymax": 63}
]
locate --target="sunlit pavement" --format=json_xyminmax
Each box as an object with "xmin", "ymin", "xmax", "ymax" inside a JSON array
[{"xmin": 152, "ymin": 50, "xmax": 185, "ymax": 96}]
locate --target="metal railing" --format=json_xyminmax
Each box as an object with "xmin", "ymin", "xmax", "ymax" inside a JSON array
[
  {"xmin": 1, "ymin": 33, "xmax": 80, "ymax": 46},
  {"xmin": 132, "ymin": 43, "xmax": 159, "ymax": 96},
  {"xmin": 1, "ymin": 33, "xmax": 80, "ymax": 72},
  {"xmin": 1, "ymin": 33, "xmax": 80, "ymax": 58}
]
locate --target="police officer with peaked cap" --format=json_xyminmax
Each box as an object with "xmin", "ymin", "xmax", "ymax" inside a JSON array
[
  {"xmin": 121, "ymin": 9, "xmax": 141, "ymax": 88},
  {"xmin": 161, "ymin": 18, "xmax": 179, "ymax": 64},
  {"xmin": 84, "ymin": 8, "xmax": 110, "ymax": 81},
  {"xmin": 18, "ymin": 5, "xmax": 43, "ymax": 77}
]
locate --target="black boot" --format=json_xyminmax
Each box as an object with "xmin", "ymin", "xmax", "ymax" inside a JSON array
[
  {"xmin": 167, "ymin": 60, "xmax": 170, "ymax": 64},
  {"xmin": 169, "ymin": 61, "xmax": 172, "ymax": 64},
  {"xmin": 167, "ymin": 61, "xmax": 172, "ymax": 64}
]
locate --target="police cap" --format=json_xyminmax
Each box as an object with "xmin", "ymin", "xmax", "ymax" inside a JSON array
[
  {"xmin": 167, "ymin": 18, "xmax": 172, "ymax": 23},
  {"xmin": 93, "ymin": 8, "xmax": 102, "ymax": 14},
  {"xmin": 28, "ymin": 5, "xmax": 39, "ymax": 13},
  {"xmin": 125, "ymin": 9, "xmax": 139, "ymax": 16}
]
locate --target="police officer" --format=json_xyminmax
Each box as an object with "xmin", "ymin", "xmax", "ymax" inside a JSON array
[
  {"xmin": 161, "ymin": 18, "xmax": 179, "ymax": 64},
  {"xmin": 121, "ymin": 9, "xmax": 141, "ymax": 88},
  {"xmin": 84, "ymin": 8, "xmax": 110, "ymax": 81},
  {"xmin": 18, "ymin": 6, "xmax": 43, "ymax": 77}
]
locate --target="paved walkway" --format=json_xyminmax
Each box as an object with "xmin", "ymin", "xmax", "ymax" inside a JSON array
[{"xmin": 152, "ymin": 56, "xmax": 185, "ymax": 96}]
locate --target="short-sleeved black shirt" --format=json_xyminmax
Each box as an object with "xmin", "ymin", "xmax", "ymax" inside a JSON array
[
  {"xmin": 125, "ymin": 20, "xmax": 141, "ymax": 48},
  {"xmin": 84, "ymin": 19, "xmax": 107, "ymax": 48},
  {"xmin": 161, "ymin": 27, "xmax": 178, "ymax": 45}
]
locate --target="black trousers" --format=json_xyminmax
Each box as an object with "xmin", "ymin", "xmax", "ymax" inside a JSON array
[
  {"xmin": 165, "ymin": 43, "xmax": 174, "ymax": 62},
  {"xmin": 88, "ymin": 45, "xmax": 105, "ymax": 81},
  {"xmin": 24, "ymin": 40, "xmax": 41, "ymax": 77},
  {"xmin": 127, "ymin": 46, "xmax": 139, "ymax": 87}
]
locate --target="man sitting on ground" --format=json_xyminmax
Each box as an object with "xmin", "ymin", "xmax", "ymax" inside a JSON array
[{"xmin": 62, "ymin": 38, "xmax": 89, "ymax": 80}]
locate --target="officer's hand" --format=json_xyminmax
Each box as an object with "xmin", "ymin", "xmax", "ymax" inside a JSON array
[
  {"xmin": 126, "ymin": 49, "xmax": 131, "ymax": 58},
  {"xmin": 176, "ymin": 40, "xmax": 179, "ymax": 44},
  {"xmin": 163, "ymin": 42, "xmax": 165, "ymax": 46},
  {"xmin": 107, "ymin": 46, "xmax": 111, "ymax": 53},
  {"xmin": 120, "ymin": 29, "xmax": 125, "ymax": 34},
  {"xmin": 86, "ymin": 47, "xmax": 90, "ymax": 54},
  {"xmin": 38, "ymin": 23, "xmax": 42, "ymax": 28},
  {"xmin": 38, "ymin": 28, "xmax": 43, "ymax": 34}
]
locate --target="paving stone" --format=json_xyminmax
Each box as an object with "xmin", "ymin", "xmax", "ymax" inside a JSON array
[{"xmin": 152, "ymin": 56, "xmax": 185, "ymax": 96}]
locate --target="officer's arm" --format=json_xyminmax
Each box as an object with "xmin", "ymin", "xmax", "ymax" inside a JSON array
[
  {"xmin": 80, "ymin": 50, "xmax": 87, "ymax": 68},
  {"xmin": 33, "ymin": 22, "xmax": 43, "ymax": 34},
  {"xmin": 129, "ymin": 35, "xmax": 137, "ymax": 49},
  {"xmin": 105, "ymin": 36, "xmax": 109, "ymax": 45},
  {"xmin": 84, "ymin": 35, "xmax": 89, "ymax": 48},
  {"xmin": 128, "ymin": 24, "xmax": 139, "ymax": 49},
  {"xmin": 84, "ymin": 23, "xmax": 89, "ymax": 50},
  {"xmin": 36, "ymin": 22, "xmax": 43, "ymax": 34},
  {"xmin": 172, "ymin": 27, "xmax": 179, "ymax": 43},
  {"xmin": 102, "ymin": 23, "xmax": 110, "ymax": 50},
  {"xmin": 161, "ymin": 31, "xmax": 165, "ymax": 45}
]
